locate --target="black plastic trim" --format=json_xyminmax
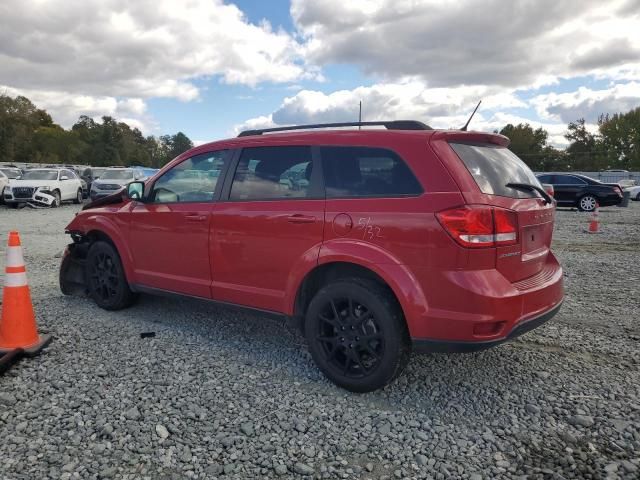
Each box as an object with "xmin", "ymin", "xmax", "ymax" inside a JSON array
[
  {"xmin": 412, "ymin": 300, "xmax": 563, "ymax": 354},
  {"xmin": 130, "ymin": 283, "xmax": 288, "ymax": 321}
]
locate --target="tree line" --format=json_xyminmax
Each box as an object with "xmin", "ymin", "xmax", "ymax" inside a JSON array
[
  {"xmin": 0, "ymin": 94, "xmax": 193, "ymax": 168},
  {"xmin": 498, "ymin": 107, "xmax": 640, "ymax": 172},
  {"xmin": 1, "ymin": 93, "xmax": 638, "ymax": 171}
]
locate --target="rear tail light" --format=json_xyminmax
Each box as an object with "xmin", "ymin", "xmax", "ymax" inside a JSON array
[
  {"xmin": 436, "ymin": 206, "xmax": 518, "ymax": 248},
  {"xmin": 543, "ymin": 184, "xmax": 554, "ymax": 197},
  {"xmin": 614, "ymin": 185, "xmax": 623, "ymax": 197}
]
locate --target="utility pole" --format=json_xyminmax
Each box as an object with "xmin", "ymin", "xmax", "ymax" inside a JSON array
[{"xmin": 358, "ymin": 101, "xmax": 362, "ymax": 129}]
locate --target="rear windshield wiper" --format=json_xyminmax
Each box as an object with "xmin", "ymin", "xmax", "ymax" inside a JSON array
[{"xmin": 505, "ymin": 183, "xmax": 553, "ymax": 205}]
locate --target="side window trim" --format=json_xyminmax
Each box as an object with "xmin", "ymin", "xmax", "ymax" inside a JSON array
[
  {"xmin": 220, "ymin": 146, "xmax": 322, "ymax": 202},
  {"xmin": 218, "ymin": 148, "xmax": 242, "ymax": 201},
  {"xmin": 143, "ymin": 149, "xmax": 233, "ymax": 204}
]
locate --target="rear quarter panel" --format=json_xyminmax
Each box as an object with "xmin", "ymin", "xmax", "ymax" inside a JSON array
[{"xmin": 317, "ymin": 132, "xmax": 469, "ymax": 335}]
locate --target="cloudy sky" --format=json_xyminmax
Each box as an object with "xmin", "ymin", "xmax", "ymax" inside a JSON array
[{"xmin": 1, "ymin": 0, "xmax": 639, "ymax": 146}]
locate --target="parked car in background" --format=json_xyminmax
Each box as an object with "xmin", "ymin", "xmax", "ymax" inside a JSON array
[
  {"xmin": 64, "ymin": 167, "xmax": 89, "ymax": 198},
  {"xmin": 625, "ymin": 184, "xmax": 640, "ymax": 201},
  {"xmin": 0, "ymin": 170, "xmax": 9, "ymax": 204},
  {"xmin": 3, "ymin": 168, "xmax": 84, "ymax": 207},
  {"xmin": 61, "ymin": 121, "xmax": 564, "ymax": 392},
  {"xmin": 536, "ymin": 173, "xmax": 623, "ymax": 211},
  {"xmin": 89, "ymin": 167, "xmax": 146, "ymax": 200},
  {"xmin": 0, "ymin": 167, "xmax": 23, "ymax": 179},
  {"xmin": 81, "ymin": 167, "xmax": 107, "ymax": 192},
  {"xmin": 618, "ymin": 179, "xmax": 636, "ymax": 189}
]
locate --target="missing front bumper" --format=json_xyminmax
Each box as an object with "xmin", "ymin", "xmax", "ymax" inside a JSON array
[{"xmin": 59, "ymin": 243, "xmax": 90, "ymax": 296}]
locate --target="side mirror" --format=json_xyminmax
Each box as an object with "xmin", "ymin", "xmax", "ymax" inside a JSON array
[
  {"xmin": 127, "ymin": 181, "xmax": 145, "ymax": 200},
  {"xmin": 60, "ymin": 175, "xmax": 70, "ymax": 181}
]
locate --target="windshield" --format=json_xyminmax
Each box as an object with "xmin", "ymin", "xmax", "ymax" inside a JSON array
[
  {"xmin": 101, "ymin": 169, "xmax": 134, "ymax": 180},
  {"xmin": 0, "ymin": 168, "xmax": 21, "ymax": 179},
  {"xmin": 450, "ymin": 143, "xmax": 542, "ymax": 198},
  {"xmin": 20, "ymin": 170, "xmax": 58, "ymax": 181}
]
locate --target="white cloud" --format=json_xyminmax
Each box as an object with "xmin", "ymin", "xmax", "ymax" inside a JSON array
[
  {"xmin": 236, "ymin": 81, "xmax": 526, "ymax": 130},
  {"xmin": 531, "ymin": 82, "xmax": 640, "ymax": 123},
  {"xmin": 291, "ymin": 0, "xmax": 640, "ymax": 89},
  {"xmin": 0, "ymin": 0, "xmax": 314, "ymax": 102},
  {"xmin": 233, "ymin": 114, "xmax": 276, "ymax": 135},
  {"xmin": 235, "ymin": 81, "xmax": 587, "ymax": 147}
]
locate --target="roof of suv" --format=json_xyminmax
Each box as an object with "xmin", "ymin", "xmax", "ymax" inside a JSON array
[{"xmin": 196, "ymin": 124, "xmax": 510, "ymax": 153}]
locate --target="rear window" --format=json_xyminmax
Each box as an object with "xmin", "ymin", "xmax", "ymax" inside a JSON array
[
  {"xmin": 321, "ymin": 146, "xmax": 422, "ymax": 198},
  {"xmin": 451, "ymin": 143, "xmax": 541, "ymax": 198}
]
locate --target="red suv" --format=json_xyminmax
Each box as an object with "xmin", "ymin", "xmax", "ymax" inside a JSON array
[{"xmin": 60, "ymin": 121, "xmax": 564, "ymax": 392}]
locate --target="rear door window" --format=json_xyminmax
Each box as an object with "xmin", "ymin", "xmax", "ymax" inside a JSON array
[
  {"xmin": 450, "ymin": 143, "xmax": 542, "ymax": 198},
  {"xmin": 320, "ymin": 146, "xmax": 422, "ymax": 198},
  {"xmin": 554, "ymin": 175, "xmax": 586, "ymax": 185},
  {"xmin": 229, "ymin": 146, "xmax": 314, "ymax": 200}
]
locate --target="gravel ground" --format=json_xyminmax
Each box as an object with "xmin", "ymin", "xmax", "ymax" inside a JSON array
[{"xmin": 0, "ymin": 202, "xmax": 639, "ymax": 480}]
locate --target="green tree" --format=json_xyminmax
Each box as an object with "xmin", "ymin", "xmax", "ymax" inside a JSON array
[
  {"xmin": 168, "ymin": 132, "xmax": 194, "ymax": 160},
  {"xmin": 598, "ymin": 108, "xmax": 640, "ymax": 171},
  {"xmin": 0, "ymin": 94, "xmax": 55, "ymax": 163},
  {"xmin": 564, "ymin": 118, "xmax": 604, "ymax": 170},
  {"xmin": 1, "ymin": 93, "xmax": 192, "ymax": 168},
  {"xmin": 499, "ymin": 123, "xmax": 551, "ymax": 170}
]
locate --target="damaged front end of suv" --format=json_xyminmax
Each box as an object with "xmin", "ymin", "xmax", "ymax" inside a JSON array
[{"xmin": 59, "ymin": 190, "xmax": 129, "ymax": 297}]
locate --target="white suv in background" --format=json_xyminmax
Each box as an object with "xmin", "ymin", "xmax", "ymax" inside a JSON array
[{"xmin": 3, "ymin": 168, "xmax": 84, "ymax": 208}]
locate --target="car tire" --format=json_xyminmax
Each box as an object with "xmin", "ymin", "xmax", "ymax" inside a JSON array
[
  {"xmin": 578, "ymin": 194, "xmax": 597, "ymax": 212},
  {"xmin": 86, "ymin": 241, "xmax": 138, "ymax": 310},
  {"xmin": 51, "ymin": 190, "xmax": 61, "ymax": 208},
  {"xmin": 304, "ymin": 278, "xmax": 411, "ymax": 392},
  {"xmin": 73, "ymin": 188, "xmax": 83, "ymax": 204}
]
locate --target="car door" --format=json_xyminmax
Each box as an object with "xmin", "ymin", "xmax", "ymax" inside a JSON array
[
  {"xmin": 128, "ymin": 150, "xmax": 231, "ymax": 297},
  {"xmin": 211, "ymin": 145, "xmax": 324, "ymax": 313},
  {"xmin": 553, "ymin": 174, "xmax": 586, "ymax": 205},
  {"xmin": 60, "ymin": 169, "xmax": 77, "ymax": 199}
]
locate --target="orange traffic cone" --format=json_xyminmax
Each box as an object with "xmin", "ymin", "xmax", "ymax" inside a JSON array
[
  {"xmin": 0, "ymin": 231, "xmax": 52, "ymax": 355},
  {"xmin": 587, "ymin": 202, "xmax": 600, "ymax": 234}
]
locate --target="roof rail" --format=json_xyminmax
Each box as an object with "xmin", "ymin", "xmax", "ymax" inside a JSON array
[{"xmin": 237, "ymin": 120, "xmax": 432, "ymax": 137}]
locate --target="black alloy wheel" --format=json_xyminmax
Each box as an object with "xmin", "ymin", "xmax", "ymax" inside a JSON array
[
  {"xmin": 305, "ymin": 278, "xmax": 410, "ymax": 392},
  {"xmin": 86, "ymin": 241, "xmax": 137, "ymax": 310}
]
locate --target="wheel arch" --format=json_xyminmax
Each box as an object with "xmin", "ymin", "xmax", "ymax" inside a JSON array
[
  {"xmin": 291, "ymin": 258, "xmax": 428, "ymax": 337},
  {"xmin": 74, "ymin": 216, "xmax": 136, "ymax": 283}
]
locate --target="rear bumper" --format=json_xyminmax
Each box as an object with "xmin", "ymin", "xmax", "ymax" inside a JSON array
[
  {"xmin": 404, "ymin": 251, "xmax": 564, "ymax": 347},
  {"xmin": 412, "ymin": 300, "xmax": 562, "ymax": 353}
]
